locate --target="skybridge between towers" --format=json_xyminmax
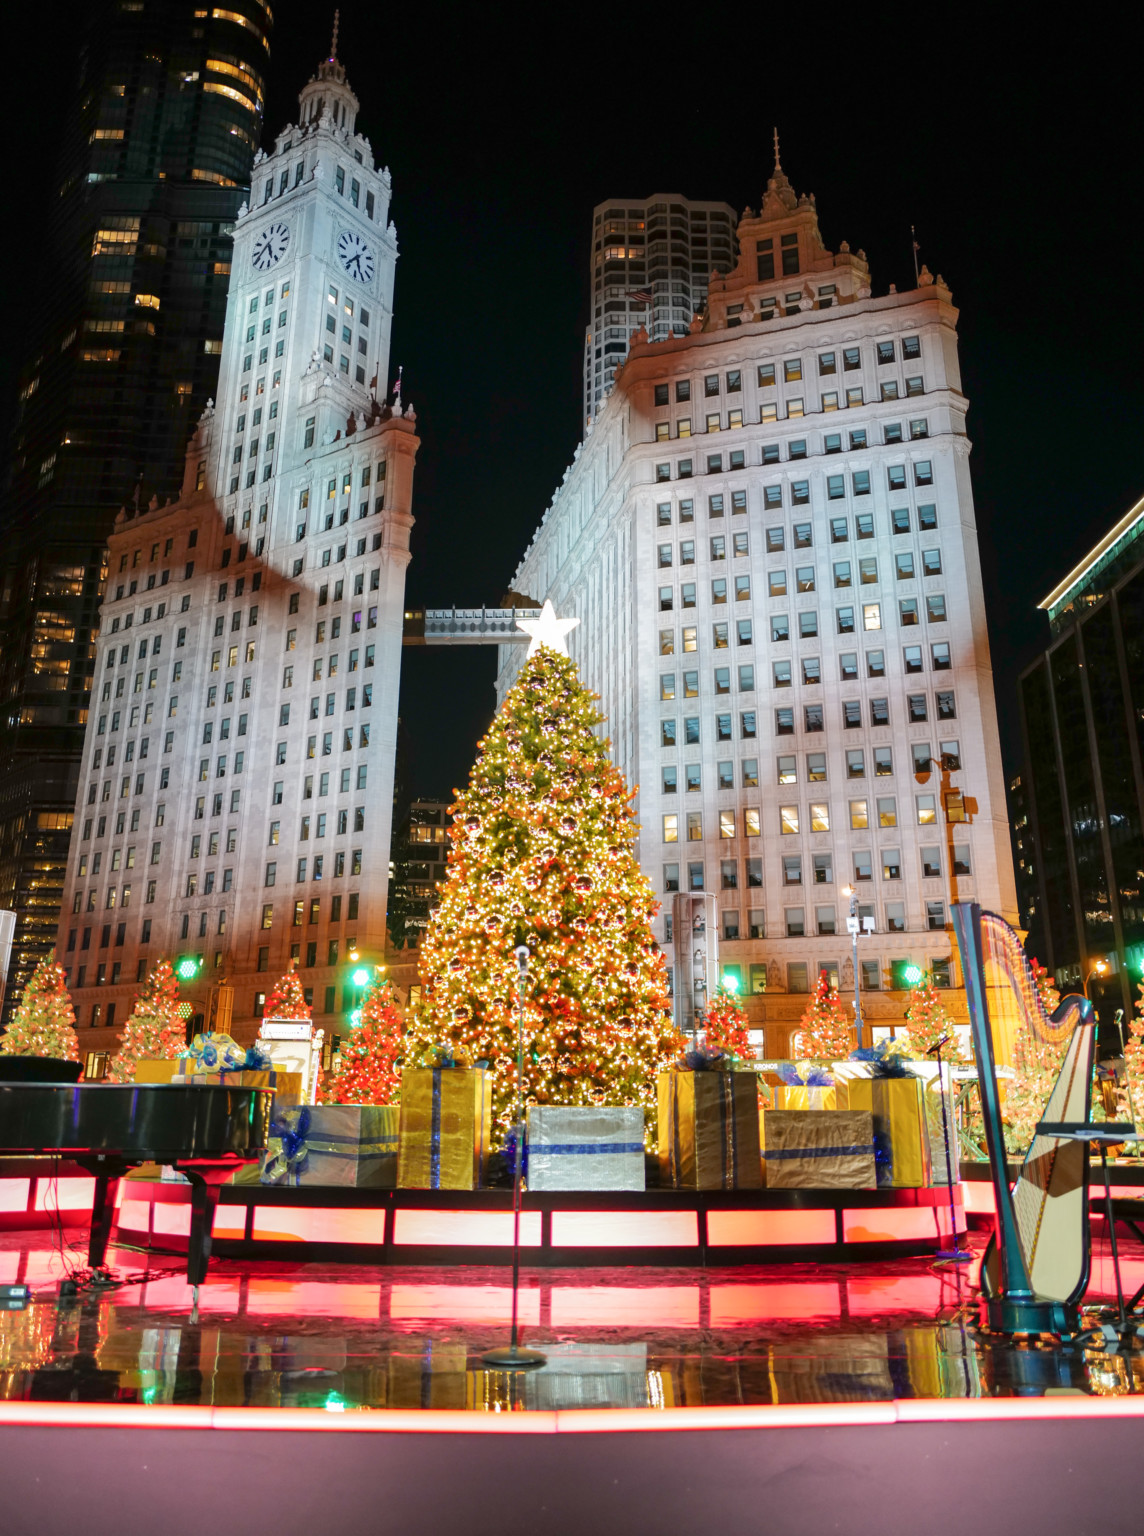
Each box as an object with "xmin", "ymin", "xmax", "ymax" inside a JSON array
[{"xmin": 402, "ymin": 606, "xmax": 540, "ymax": 645}]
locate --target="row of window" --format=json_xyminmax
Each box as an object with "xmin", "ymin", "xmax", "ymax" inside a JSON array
[
  {"xmin": 710, "ymin": 901, "xmax": 950, "ymax": 942},
  {"xmin": 651, "ymin": 341, "xmax": 923, "ymax": 407},
  {"xmin": 660, "ymin": 543, "xmax": 943, "ymax": 583},
  {"xmin": 665, "ymin": 840, "xmax": 970, "ymax": 895},
  {"xmin": 661, "ymin": 790, "xmax": 958, "ymax": 843},
  {"xmin": 770, "ymin": 643, "xmax": 952, "ymax": 685},
  {"xmin": 660, "ymin": 739, "xmax": 961, "ymax": 791},
  {"xmin": 657, "ymin": 532, "xmax": 750, "ymax": 564},
  {"xmin": 655, "ymin": 497, "xmax": 937, "ymax": 534},
  {"xmin": 659, "ymin": 705, "xmax": 959, "ymax": 752},
  {"xmin": 656, "ymin": 405, "xmax": 928, "ymax": 442},
  {"xmin": 775, "ymin": 690, "xmax": 957, "ymax": 734},
  {"xmin": 268, "ymin": 807, "xmax": 366, "ymax": 844},
  {"xmin": 669, "ymin": 955, "xmax": 953, "ymax": 995}
]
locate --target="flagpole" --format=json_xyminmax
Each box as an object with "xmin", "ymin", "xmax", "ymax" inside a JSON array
[{"xmin": 910, "ymin": 225, "xmax": 920, "ymax": 288}]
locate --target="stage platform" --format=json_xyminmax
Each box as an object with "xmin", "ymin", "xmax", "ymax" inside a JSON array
[{"xmin": 0, "ymin": 1160, "xmax": 966, "ymax": 1265}]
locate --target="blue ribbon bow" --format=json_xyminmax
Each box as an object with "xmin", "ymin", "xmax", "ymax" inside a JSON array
[
  {"xmin": 271, "ymin": 1105, "xmax": 311, "ymax": 1172},
  {"xmin": 679, "ymin": 1046, "xmax": 727, "ymax": 1071},
  {"xmin": 244, "ymin": 1043, "xmax": 272, "ymax": 1071}
]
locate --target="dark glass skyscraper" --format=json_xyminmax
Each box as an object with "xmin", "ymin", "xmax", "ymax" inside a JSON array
[
  {"xmin": 0, "ymin": 0, "xmax": 271, "ymax": 1022},
  {"xmin": 1019, "ymin": 493, "xmax": 1144, "ymax": 1033}
]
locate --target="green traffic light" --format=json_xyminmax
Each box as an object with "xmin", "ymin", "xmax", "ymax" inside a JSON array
[{"xmin": 351, "ymin": 967, "xmax": 370, "ymax": 988}]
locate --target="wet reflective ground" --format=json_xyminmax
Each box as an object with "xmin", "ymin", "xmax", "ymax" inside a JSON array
[{"xmin": 3, "ymin": 1227, "xmax": 1143, "ymax": 1410}]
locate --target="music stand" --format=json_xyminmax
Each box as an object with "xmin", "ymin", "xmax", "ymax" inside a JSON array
[{"xmin": 1039, "ymin": 1121, "xmax": 1140, "ymax": 1334}]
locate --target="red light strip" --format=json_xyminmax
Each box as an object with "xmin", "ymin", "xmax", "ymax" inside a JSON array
[{"xmin": 2, "ymin": 1396, "xmax": 1144, "ymax": 1434}]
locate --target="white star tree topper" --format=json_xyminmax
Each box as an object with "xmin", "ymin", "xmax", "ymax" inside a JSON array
[{"xmin": 515, "ymin": 599, "xmax": 580, "ymax": 657}]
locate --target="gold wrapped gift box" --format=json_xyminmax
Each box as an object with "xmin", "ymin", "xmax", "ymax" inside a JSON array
[
  {"xmin": 761, "ymin": 1109, "xmax": 876, "ymax": 1189},
  {"xmin": 772, "ymin": 1085, "xmax": 838, "ymax": 1111},
  {"xmin": 398, "ymin": 1068, "xmax": 491, "ymax": 1190},
  {"xmin": 836, "ymin": 1077, "xmax": 929, "ymax": 1188},
  {"xmin": 657, "ymin": 1069, "xmax": 762, "ymax": 1190}
]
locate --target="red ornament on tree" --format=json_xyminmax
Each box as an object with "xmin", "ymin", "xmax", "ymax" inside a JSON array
[
  {"xmin": 323, "ymin": 981, "xmax": 402, "ymax": 1105},
  {"xmin": 703, "ymin": 986, "xmax": 752, "ymax": 1059},
  {"xmin": 106, "ymin": 959, "xmax": 184, "ymax": 1082},
  {"xmin": 1, "ymin": 950, "xmax": 79, "ymax": 1062},
  {"xmin": 264, "ymin": 960, "xmax": 311, "ymax": 1022},
  {"xmin": 796, "ymin": 970, "xmax": 854, "ymax": 1061}
]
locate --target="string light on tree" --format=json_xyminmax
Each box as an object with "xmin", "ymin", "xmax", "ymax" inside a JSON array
[
  {"xmin": 0, "ymin": 950, "xmax": 79, "ymax": 1062},
  {"xmin": 796, "ymin": 970, "xmax": 855, "ymax": 1061},
  {"xmin": 703, "ymin": 978, "xmax": 752, "ymax": 1059},
  {"xmin": 322, "ymin": 977, "xmax": 402, "ymax": 1105},
  {"xmin": 405, "ymin": 633, "xmax": 676, "ymax": 1139},
  {"xmin": 105, "ymin": 959, "xmax": 184, "ymax": 1082},
  {"xmin": 899, "ymin": 968, "xmax": 963, "ymax": 1061},
  {"xmin": 263, "ymin": 959, "xmax": 312, "ymax": 1022}
]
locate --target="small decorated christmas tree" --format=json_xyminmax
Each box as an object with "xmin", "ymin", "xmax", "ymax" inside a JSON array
[
  {"xmin": 264, "ymin": 959, "xmax": 311, "ymax": 1022},
  {"xmin": 407, "ymin": 632, "xmax": 676, "ymax": 1137},
  {"xmin": 323, "ymin": 980, "xmax": 402, "ymax": 1104},
  {"xmin": 703, "ymin": 986, "xmax": 752, "ymax": 1059},
  {"xmin": 899, "ymin": 970, "xmax": 963, "ymax": 1060},
  {"xmin": 796, "ymin": 971, "xmax": 855, "ymax": 1061},
  {"xmin": 106, "ymin": 959, "xmax": 184, "ymax": 1082},
  {"xmin": 1, "ymin": 951, "xmax": 79, "ymax": 1061}
]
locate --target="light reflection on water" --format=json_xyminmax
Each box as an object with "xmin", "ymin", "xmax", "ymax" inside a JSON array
[{"xmin": 1, "ymin": 1238, "xmax": 1140, "ymax": 1410}]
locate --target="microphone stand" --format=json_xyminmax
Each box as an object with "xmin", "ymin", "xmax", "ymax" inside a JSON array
[
  {"xmin": 482, "ymin": 945, "xmax": 546, "ymax": 1370},
  {"xmin": 929, "ymin": 1035, "xmax": 970, "ymax": 1262}
]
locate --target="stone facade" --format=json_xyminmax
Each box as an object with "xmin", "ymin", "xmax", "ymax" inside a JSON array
[
  {"xmin": 56, "ymin": 47, "xmax": 418, "ymax": 1062},
  {"xmin": 501, "ymin": 152, "xmax": 1016, "ymax": 1056}
]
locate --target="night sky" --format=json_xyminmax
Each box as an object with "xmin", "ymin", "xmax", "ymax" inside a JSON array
[{"xmin": 7, "ymin": 7, "xmax": 1143, "ymax": 807}]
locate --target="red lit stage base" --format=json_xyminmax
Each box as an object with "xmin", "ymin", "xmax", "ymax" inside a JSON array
[{"xmin": 105, "ymin": 1178, "xmax": 965, "ymax": 1265}]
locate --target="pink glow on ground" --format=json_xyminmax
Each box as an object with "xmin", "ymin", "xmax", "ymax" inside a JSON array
[
  {"xmin": 709, "ymin": 1282, "xmax": 841, "ymax": 1323},
  {"xmin": 550, "ymin": 1285, "xmax": 700, "ymax": 1327},
  {"xmin": 389, "ymin": 1284, "xmax": 541, "ymax": 1323},
  {"xmin": 550, "ymin": 1209, "xmax": 698, "ymax": 1248},
  {"xmin": 846, "ymin": 1275, "xmax": 948, "ymax": 1315},
  {"xmin": 706, "ymin": 1207, "xmax": 836, "ymax": 1246},
  {"xmin": 391, "ymin": 1209, "xmax": 542, "ymax": 1247},
  {"xmin": 245, "ymin": 1280, "xmax": 382, "ymax": 1319}
]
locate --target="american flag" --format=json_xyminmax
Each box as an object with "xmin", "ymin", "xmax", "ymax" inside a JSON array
[{"xmin": 627, "ymin": 289, "xmax": 653, "ymax": 305}]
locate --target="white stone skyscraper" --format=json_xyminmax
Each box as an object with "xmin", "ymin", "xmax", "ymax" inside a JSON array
[
  {"xmin": 57, "ymin": 40, "xmax": 418, "ymax": 1060},
  {"xmin": 583, "ymin": 194, "xmax": 737, "ymax": 433},
  {"xmin": 505, "ymin": 150, "xmax": 1016, "ymax": 1053}
]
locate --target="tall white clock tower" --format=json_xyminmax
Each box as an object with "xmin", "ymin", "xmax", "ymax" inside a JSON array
[{"xmin": 56, "ymin": 40, "xmax": 421, "ymax": 1052}]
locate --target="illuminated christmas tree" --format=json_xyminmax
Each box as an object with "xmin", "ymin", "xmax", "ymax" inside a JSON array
[
  {"xmin": 796, "ymin": 970, "xmax": 855, "ymax": 1060},
  {"xmin": 899, "ymin": 970, "xmax": 963, "ymax": 1060},
  {"xmin": 323, "ymin": 980, "xmax": 402, "ymax": 1104},
  {"xmin": 1029, "ymin": 957, "xmax": 1061, "ymax": 1015},
  {"xmin": 264, "ymin": 960, "xmax": 311, "ymax": 1021},
  {"xmin": 1, "ymin": 951, "xmax": 79, "ymax": 1061},
  {"xmin": 703, "ymin": 985, "xmax": 752, "ymax": 1059},
  {"xmin": 407, "ymin": 625, "xmax": 675, "ymax": 1137},
  {"xmin": 106, "ymin": 959, "xmax": 184, "ymax": 1082}
]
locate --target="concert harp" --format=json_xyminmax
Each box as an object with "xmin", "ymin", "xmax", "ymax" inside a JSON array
[{"xmin": 952, "ymin": 901, "xmax": 1096, "ymax": 1333}]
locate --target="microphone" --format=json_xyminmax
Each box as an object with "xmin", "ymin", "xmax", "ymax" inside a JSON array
[{"xmin": 926, "ymin": 1035, "xmax": 952, "ymax": 1056}]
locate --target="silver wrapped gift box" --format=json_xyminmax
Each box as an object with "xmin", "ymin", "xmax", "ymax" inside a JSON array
[{"xmin": 526, "ymin": 1106, "xmax": 646, "ymax": 1191}]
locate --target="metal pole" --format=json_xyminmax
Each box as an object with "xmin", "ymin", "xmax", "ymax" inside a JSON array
[
  {"xmin": 481, "ymin": 946, "xmax": 545, "ymax": 1370},
  {"xmin": 846, "ymin": 887, "xmax": 864, "ymax": 1050},
  {"xmin": 931, "ymin": 1037, "xmax": 970, "ymax": 1262}
]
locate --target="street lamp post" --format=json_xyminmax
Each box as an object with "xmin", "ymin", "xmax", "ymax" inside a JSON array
[{"xmin": 843, "ymin": 885, "xmax": 864, "ymax": 1050}]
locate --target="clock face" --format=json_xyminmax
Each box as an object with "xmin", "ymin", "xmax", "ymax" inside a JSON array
[
  {"xmin": 252, "ymin": 223, "xmax": 290, "ymax": 272},
  {"xmin": 337, "ymin": 229, "xmax": 375, "ymax": 285}
]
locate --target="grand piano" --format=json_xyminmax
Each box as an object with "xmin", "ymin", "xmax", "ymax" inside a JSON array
[{"xmin": 0, "ymin": 1080, "xmax": 273, "ymax": 1291}]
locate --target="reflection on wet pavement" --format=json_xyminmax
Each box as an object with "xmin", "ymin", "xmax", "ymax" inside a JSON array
[{"xmin": 2, "ymin": 1228, "xmax": 1142, "ymax": 1411}]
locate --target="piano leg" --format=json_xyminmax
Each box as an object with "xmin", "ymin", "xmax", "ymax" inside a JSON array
[
  {"xmin": 176, "ymin": 1165, "xmax": 237, "ymax": 1289},
  {"xmin": 87, "ymin": 1173, "xmax": 121, "ymax": 1271}
]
